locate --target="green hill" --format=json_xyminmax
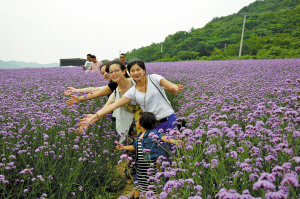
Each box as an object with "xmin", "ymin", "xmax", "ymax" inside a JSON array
[{"xmin": 125, "ymin": 0, "xmax": 300, "ymax": 62}]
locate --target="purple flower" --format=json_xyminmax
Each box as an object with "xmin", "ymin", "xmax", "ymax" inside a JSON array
[
  {"xmin": 43, "ymin": 134, "xmax": 49, "ymax": 140},
  {"xmin": 253, "ymin": 180, "xmax": 276, "ymax": 190},
  {"xmin": 292, "ymin": 157, "xmax": 300, "ymax": 163},
  {"xmin": 103, "ymin": 149, "xmax": 109, "ymax": 154},
  {"xmin": 23, "ymin": 188, "xmax": 30, "ymax": 193},
  {"xmin": 159, "ymin": 192, "xmax": 168, "ymax": 199},
  {"xmin": 281, "ymin": 173, "xmax": 299, "ymax": 187}
]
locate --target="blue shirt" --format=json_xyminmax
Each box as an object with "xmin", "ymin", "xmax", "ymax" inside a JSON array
[{"xmin": 132, "ymin": 129, "xmax": 165, "ymax": 161}]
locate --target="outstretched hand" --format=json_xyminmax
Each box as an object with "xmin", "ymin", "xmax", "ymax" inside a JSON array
[
  {"xmin": 76, "ymin": 114, "xmax": 95, "ymax": 134},
  {"xmin": 168, "ymin": 84, "xmax": 184, "ymax": 94},
  {"xmin": 172, "ymin": 139, "xmax": 184, "ymax": 147},
  {"xmin": 66, "ymin": 95, "xmax": 79, "ymax": 106},
  {"xmin": 116, "ymin": 144, "xmax": 124, "ymax": 150},
  {"xmin": 64, "ymin": 87, "xmax": 76, "ymax": 96}
]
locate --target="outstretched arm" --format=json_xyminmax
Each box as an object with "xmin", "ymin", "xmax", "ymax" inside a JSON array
[
  {"xmin": 160, "ymin": 78, "xmax": 183, "ymax": 94},
  {"xmin": 78, "ymin": 96, "xmax": 131, "ymax": 133},
  {"xmin": 161, "ymin": 135, "xmax": 184, "ymax": 147},
  {"xmin": 116, "ymin": 144, "xmax": 135, "ymax": 151},
  {"xmin": 66, "ymin": 85, "xmax": 112, "ymax": 106},
  {"xmin": 64, "ymin": 87, "xmax": 101, "ymax": 96}
]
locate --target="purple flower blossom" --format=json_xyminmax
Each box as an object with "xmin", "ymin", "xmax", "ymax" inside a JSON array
[{"xmin": 253, "ymin": 180, "xmax": 276, "ymax": 190}]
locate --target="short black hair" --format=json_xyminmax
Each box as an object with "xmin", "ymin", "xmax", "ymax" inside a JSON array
[
  {"xmin": 127, "ymin": 59, "xmax": 146, "ymax": 72},
  {"xmin": 87, "ymin": 54, "xmax": 92, "ymax": 57},
  {"xmin": 121, "ymin": 53, "xmax": 126, "ymax": 56},
  {"xmin": 139, "ymin": 112, "xmax": 157, "ymax": 130},
  {"xmin": 107, "ymin": 60, "xmax": 129, "ymax": 78},
  {"xmin": 90, "ymin": 55, "xmax": 96, "ymax": 59}
]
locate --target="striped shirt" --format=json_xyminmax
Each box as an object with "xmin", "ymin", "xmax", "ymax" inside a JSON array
[{"xmin": 136, "ymin": 140, "xmax": 157, "ymax": 193}]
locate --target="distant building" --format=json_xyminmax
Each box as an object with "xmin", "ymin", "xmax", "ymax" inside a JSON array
[{"xmin": 60, "ymin": 58, "xmax": 87, "ymax": 67}]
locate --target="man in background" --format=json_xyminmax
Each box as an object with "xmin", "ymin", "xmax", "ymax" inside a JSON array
[
  {"xmin": 88, "ymin": 55, "xmax": 103, "ymax": 73},
  {"xmin": 119, "ymin": 53, "xmax": 128, "ymax": 66},
  {"xmin": 83, "ymin": 54, "xmax": 92, "ymax": 71}
]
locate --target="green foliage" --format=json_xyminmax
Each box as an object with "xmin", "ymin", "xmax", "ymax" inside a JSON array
[
  {"xmin": 123, "ymin": 0, "xmax": 300, "ymax": 63},
  {"xmin": 101, "ymin": 59, "xmax": 111, "ymax": 64},
  {"xmin": 177, "ymin": 51, "xmax": 199, "ymax": 60}
]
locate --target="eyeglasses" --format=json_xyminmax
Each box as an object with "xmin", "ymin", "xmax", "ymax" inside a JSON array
[
  {"xmin": 108, "ymin": 68, "xmax": 121, "ymax": 74},
  {"xmin": 120, "ymin": 56, "xmax": 125, "ymax": 58}
]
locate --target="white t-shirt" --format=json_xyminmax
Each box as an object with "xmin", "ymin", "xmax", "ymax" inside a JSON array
[
  {"xmin": 84, "ymin": 61, "xmax": 92, "ymax": 70},
  {"xmin": 124, "ymin": 74, "xmax": 174, "ymax": 120}
]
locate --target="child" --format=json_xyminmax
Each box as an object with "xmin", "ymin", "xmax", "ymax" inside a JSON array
[{"xmin": 116, "ymin": 112, "xmax": 184, "ymax": 199}]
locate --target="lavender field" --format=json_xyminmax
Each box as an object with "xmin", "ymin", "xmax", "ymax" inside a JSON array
[{"xmin": 1, "ymin": 59, "xmax": 300, "ymax": 199}]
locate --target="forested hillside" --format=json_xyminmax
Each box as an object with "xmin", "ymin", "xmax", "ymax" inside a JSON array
[{"xmin": 125, "ymin": 0, "xmax": 300, "ymax": 62}]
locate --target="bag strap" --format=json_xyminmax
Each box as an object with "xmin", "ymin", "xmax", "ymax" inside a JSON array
[{"xmin": 148, "ymin": 75, "xmax": 172, "ymax": 108}]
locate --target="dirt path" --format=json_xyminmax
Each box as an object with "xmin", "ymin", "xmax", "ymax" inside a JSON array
[{"xmin": 115, "ymin": 163, "xmax": 134, "ymax": 199}]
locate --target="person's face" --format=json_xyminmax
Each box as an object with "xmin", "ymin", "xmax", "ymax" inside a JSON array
[
  {"xmin": 92, "ymin": 58, "xmax": 97, "ymax": 63},
  {"xmin": 109, "ymin": 64, "xmax": 125, "ymax": 82},
  {"xmin": 130, "ymin": 64, "xmax": 145, "ymax": 81},
  {"xmin": 120, "ymin": 55, "xmax": 125, "ymax": 62},
  {"xmin": 100, "ymin": 65, "xmax": 110, "ymax": 81},
  {"xmin": 87, "ymin": 56, "xmax": 92, "ymax": 62}
]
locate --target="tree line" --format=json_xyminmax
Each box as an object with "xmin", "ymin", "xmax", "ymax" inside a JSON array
[{"xmin": 124, "ymin": 0, "xmax": 300, "ymax": 62}]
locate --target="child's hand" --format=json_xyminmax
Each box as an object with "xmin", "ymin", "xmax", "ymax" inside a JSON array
[
  {"xmin": 173, "ymin": 139, "xmax": 184, "ymax": 147},
  {"xmin": 116, "ymin": 144, "xmax": 124, "ymax": 150}
]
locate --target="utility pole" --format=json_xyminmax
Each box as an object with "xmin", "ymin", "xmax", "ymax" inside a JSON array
[{"xmin": 239, "ymin": 14, "xmax": 247, "ymax": 57}]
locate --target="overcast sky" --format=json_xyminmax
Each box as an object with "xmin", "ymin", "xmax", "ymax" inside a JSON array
[{"xmin": 0, "ymin": 0, "xmax": 256, "ymax": 64}]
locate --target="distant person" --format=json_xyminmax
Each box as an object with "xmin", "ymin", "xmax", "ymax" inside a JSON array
[
  {"xmin": 88, "ymin": 55, "xmax": 103, "ymax": 73},
  {"xmin": 83, "ymin": 54, "xmax": 92, "ymax": 71},
  {"xmin": 120, "ymin": 53, "xmax": 128, "ymax": 66}
]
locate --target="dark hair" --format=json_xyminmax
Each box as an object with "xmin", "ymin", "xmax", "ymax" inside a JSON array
[
  {"xmin": 121, "ymin": 53, "xmax": 126, "ymax": 56},
  {"xmin": 100, "ymin": 61, "xmax": 112, "ymax": 71},
  {"xmin": 127, "ymin": 59, "xmax": 146, "ymax": 72},
  {"xmin": 90, "ymin": 55, "xmax": 96, "ymax": 59},
  {"xmin": 87, "ymin": 54, "xmax": 92, "ymax": 57},
  {"xmin": 138, "ymin": 112, "xmax": 157, "ymax": 130},
  {"xmin": 107, "ymin": 60, "xmax": 129, "ymax": 78}
]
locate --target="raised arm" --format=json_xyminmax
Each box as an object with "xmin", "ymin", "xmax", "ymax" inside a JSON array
[
  {"xmin": 160, "ymin": 78, "xmax": 183, "ymax": 94},
  {"xmin": 116, "ymin": 144, "xmax": 135, "ymax": 151},
  {"xmin": 78, "ymin": 96, "xmax": 131, "ymax": 133},
  {"xmin": 66, "ymin": 85, "xmax": 112, "ymax": 106},
  {"xmin": 64, "ymin": 87, "xmax": 101, "ymax": 96},
  {"xmin": 161, "ymin": 135, "xmax": 184, "ymax": 147}
]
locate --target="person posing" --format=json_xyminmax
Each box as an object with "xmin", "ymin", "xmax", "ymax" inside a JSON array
[
  {"xmin": 66, "ymin": 60, "xmax": 183, "ymax": 107},
  {"xmin": 79, "ymin": 59, "xmax": 183, "ymax": 133},
  {"xmin": 82, "ymin": 54, "xmax": 92, "ymax": 71},
  {"xmin": 116, "ymin": 112, "xmax": 184, "ymax": 199},
  {"xmin": 88, "ymin": 55, "xmax": 103, "ymax": 73},
  {"xmin": 64, "ymin": 63, "xmax": 112, "ymax": 96},
  {"xmin": 100, "ymin": 61, "xmax": 141, "ymax": 142}
]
